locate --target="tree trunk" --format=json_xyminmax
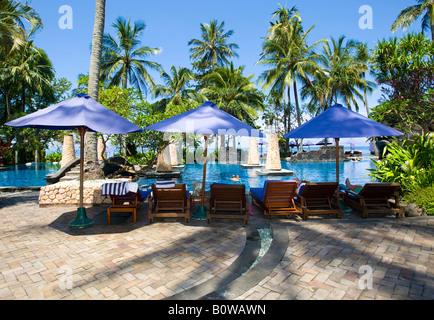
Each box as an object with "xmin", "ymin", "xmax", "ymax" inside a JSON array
[
  {"xmin": 293, "ymin": 81, "xmax": 301, "ymax": 126},
  {"xmin": 21, "ymin": 81, "xmax": 26, "ymax": 113},
  {"xmin": 293, "ymin": 81, "xmax": 303, "ymax": 152},
  {"xmin": 363, "ymin": 72, "xmax": 369, "ymax": 117},
  {"xmin": 431, "ymin": 23, "xmax": 434, "ymax": 42},
  {"xmin": 85, "ymin": 0, "xmax": 106, "ymax": 171},
  {"xmin": 5, "ymin": 90, "xmax": 10, "ymax": 121}
]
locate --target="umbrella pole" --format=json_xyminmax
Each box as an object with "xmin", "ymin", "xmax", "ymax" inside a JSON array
[
  {"xmin": 335, "ymin": 137, "xmax": 341, "ymax": 207},
  {"xmin": 335, "ymin": 138, "xmax": 340, "ymax": 184},
  {"xmin": 192, "ymin": 135, "xmax": 208, "ymax": 220},
  {"xmin": 69, "ymin": 127, "xmax": 95, "ymax": 229}
]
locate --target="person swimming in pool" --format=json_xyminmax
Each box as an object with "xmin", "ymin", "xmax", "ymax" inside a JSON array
[{"xmin": 228, "ymin": 174, "xmax": 241, "ymax": 182}]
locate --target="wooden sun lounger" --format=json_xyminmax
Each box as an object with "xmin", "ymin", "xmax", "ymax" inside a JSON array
[
  {"xmin": 207, "ymin": 184, "xmax": 249, "ymax": 224},
  {"xmin": 148, "ymin": 184, "xmax": 190, "ymax": 223},
  {"xmin": 107, "ymin": 189, "xmax": 151, "ymax": 224},
  {"xmin": 343, "ymin": 182, "xmax": 403, "ymax": 218},
  {"xmin": 250, "ymin": 181, "xmax": 301, "ymax": 217},
  {"xmin": 296, "ymin": 182, "xmax": 342, "ymax": 220}
]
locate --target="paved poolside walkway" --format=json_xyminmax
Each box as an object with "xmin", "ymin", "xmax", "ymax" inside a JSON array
[{"xmin": 0, "ymin": 191, "xmax": 433, "ymax": 300}]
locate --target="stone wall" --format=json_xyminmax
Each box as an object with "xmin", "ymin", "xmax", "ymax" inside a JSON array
[
  {"xmin": 39, "ymin": 180, "xmax": 114, "ymax": 206},
  {"xmin": 288, "ymin": 146, "xmax": 344, "ymax": 162}
]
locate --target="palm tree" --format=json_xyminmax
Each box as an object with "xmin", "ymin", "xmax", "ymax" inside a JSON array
[
  {"xmin": 391, "ymin": 0, "xmax": 434, "ymax": 41},
  {"xmin": 101, "ymin": 17, "xmax": 161, "ymax": 94},
  {"xmin": 302, "ymin": 36, "xmax": 374, "ymax": 113},
  {"xmin": 85, "ymin": 0, "xmax": 106, "ymax": 173},
  {"xmin": 355, "ymin": 43, "xmax": 371, "ymax": 116},
  {"xmin": 7, "ymin": 41, "xmax": 54, "ymax": 113},
  {"xmin": 0, "ymin": 0, "xmax": 42, "ymax": 54},
  {"xmin": 200, "ymin": 62, "xmax": 265, "ymax": 126},
  {"xmin": 153, "ymin": 66, "xmax": 194, "ymax": 105},
  {"xmin": 188, "ymin": 20, "xmax": 239, "ymax": 72},
  {"xmin": 257, "ymin": 5, "xmax": 323, "ymax": 130}
]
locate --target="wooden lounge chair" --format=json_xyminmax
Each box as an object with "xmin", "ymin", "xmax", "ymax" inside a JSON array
[
  {"xmin": 296, "ymin": 182, "xmax": 342, "ymax": 220},
  {"xmin": 107, "ymin": 188, "xmax": 151, "ymax": 224},
  {"xmin": 250, "ymin": 180, "xmax": 301, "ymax": 217},
  {"xmin": 343, "ymin": 182, "xmax": 403, "ymax": 218},
  {"xmin": 207, "ymin": 184, "xmax": 249, "ymax": 224},
  {"xmin": 148, "ymin": 184, "xmax": 190, "ymax": 223}
]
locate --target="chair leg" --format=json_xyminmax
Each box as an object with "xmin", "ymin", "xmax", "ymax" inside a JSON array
[
  {"xmin": 133, "ymin": 208, "xmax": 137, "ymax": 223},
  {"xmin": 302, "ymin": 208, "xmax": 308, "ymax": 221},
  {"xmin": 107, "ymin": 208, "xmax": 111, "ymax": 225}
]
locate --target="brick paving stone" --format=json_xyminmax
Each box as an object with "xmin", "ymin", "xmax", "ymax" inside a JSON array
[{"xmin": 1, "ymin": 191, "xmax": 433, "ymax": 301}]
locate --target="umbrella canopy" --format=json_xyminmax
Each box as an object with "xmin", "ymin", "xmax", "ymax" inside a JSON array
[
  {"xmin": 288, "ymin": 140, "xmax": 297, "ymax": 147},
  {"xmin": 284, "ymin": 104, "xmax": 402, "ymax": 139},
  {"xmin": 4, "ymin": 93, "xmax": 143, "ymax": 228},
  {"xmin": 283, "ymin": 104, "xmax": 404, "ymax": 185},
  {"xmin": 5, "ymin": 93, "xmax": 142, "ymax": 134},
  {"xmin": 316, "ymin": 138, "xmax": 332, "ymax": 146},
  {"xmin": 144, "ymin": 101, "xmax": 265, "ymax": 219},
  {"xmin": 145, "ymin": 101, "xmax": 265, "ymax": 137},
  {"xmin": 258, "ymin": 138, "xmax": 268, "ymax": 145}
]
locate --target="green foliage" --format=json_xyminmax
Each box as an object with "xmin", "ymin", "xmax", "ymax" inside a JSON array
[
  {"xmin": 46, "ymin": 151, "xmax": 61, "ymax": 163},
  {"xmin": 126, "ymin": 151, "xmax": 156, "ymax": 166},
  {"xmin": 368, "ymin": 133, "xmax": 434, "ymax": 193},
  {"xmin": 370, "ymin": 33, "xmax": 434, "ymax": 101},
  {"xmin": 369, "ymin": 89, "xmax": 434, "ymax": 134},
  {"xmin": 404, "ymin": 185, "xmax": 434, "ymax": 216}
]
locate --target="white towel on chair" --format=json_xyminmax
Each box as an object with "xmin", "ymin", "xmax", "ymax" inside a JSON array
[
  {"xmin": 127, "ymin": 182, "xmax": 138, "ymax": 193},
  {"xmin": 155, "ymin": 180, "xmax": 175, "ymax": 188},
  {"xmin": 101, "ymin": 181, "xmax": 138, "ymax": 195}
]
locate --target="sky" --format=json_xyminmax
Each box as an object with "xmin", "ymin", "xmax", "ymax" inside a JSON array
[{"xmin": 26, "ymin": 0, "xmax": 422, "ymax": 147}]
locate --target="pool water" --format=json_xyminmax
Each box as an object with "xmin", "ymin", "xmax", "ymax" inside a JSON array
[
  {"xmin": 136, "ymin": 159, "xmax": 377, "ymax": 191},
  {"xmin": 0, "ymin": 159, "xmax": 376, "ymax": 190},
  {"xmin": 0, "ymin": 163, "xmax": 61, "ymax": 187}
]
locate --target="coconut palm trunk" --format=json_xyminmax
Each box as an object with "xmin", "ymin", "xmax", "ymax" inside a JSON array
[{"xmin": 84, "ymin": 0, "xmax": 105, "ymax": 171}]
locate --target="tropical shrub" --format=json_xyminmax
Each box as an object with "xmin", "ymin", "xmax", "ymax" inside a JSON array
[
  {"xmin": 404, "ymin": 185, "xmax": 434, "ymax": 216},
  {"xmin": 46, "ymin": 152, "xmax": 62, "ymax": 163},
  {"xmin": 368, "ymin": 133, "xmax": 434, "ymax": 193}
]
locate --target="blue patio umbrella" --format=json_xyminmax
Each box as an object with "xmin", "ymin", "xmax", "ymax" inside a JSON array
[
  {"xmin": 316, "ymin": 138, "xmax": 332, "ymax": 146},
  {"xmin": 304, "ymin": 140, "xmax": 313, "ymax": 150},
  {"xmin": 258, "ymin": 138, "xmax": 268, "ymax": 157},
  {"xmin": 4, "ymin": 93, "xmax": 143, "ymax": 228},
  {"xmin": 283, "ymin": 104, "xmax": 404, "ymax": 184},
  {"xmin": 144, "ymin": 101, "xmax": 265, "ymax": 219}
]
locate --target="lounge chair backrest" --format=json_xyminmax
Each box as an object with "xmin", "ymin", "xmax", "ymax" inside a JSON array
[
  {"xmin": 111, "ymin": 192, "xmax": 141, "ymax": 207},
  {"xmin": 152, "ymin": 184, "xmax": 188, "ymax": 205},
  {"xmin": 210, "ymin": 184, "xmax": 246, "ymax": 205},
  {"xmin": 299, "ymin": 182, "xmax": 338, "ymax": 199},
  {"xmin": 264, "ymin": 181, "xmax": 298, "ymax": 201},
  {"xmin": 358, "ymin": 183, "xmax": 400, "ymax": 198}
]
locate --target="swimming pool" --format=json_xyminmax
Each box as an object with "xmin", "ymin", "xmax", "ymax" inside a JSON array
[
  {"xmin": 136, "ymin": 159, "xmax": 377, "ymax": 191},
  {"xmin": 0, "ymin": 163, "xmax": 61, "ymax": 187},
  {"xmin": 0, "ymin": 159, "xmax": 376, "ymax": 190}
]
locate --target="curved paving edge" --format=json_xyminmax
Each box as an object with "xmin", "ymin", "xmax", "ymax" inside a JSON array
[{"xmin": 167, "ymin": 222, "xmax": 289, "ymax": 300}]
